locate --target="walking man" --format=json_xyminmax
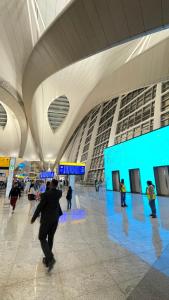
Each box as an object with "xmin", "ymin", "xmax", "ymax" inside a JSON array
[
  {"xmin": 31, "ymin": 179, "xmax": 62, "ymax": 272},
  {"xmin": 9, "ymin": 182, "xmax": 21, "ymax": 213}
]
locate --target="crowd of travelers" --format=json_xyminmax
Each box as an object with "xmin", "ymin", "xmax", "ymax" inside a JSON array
[
  {"xmin": 8, "ymin": 174, "xmax": 157, "ymax": 273},
  {"xmin": 8, "ymin": 177, "xmax": 73, "ymax": 272}
]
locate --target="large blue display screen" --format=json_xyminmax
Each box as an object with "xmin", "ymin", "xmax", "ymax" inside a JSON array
[
  {"xmin": 59, "ymin": 165, "xmax": 85, "ymax": 175},
  {"xmin": 104, "ymin": 126, "xmax": 169, "ymax": 192},
  {"xmin": 40, "ymin": 172, "xmax": 54, "ymax": 179}
]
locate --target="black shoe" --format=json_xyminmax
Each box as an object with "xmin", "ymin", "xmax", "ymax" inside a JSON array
[
  {"xmin": 42, "ymin": 257, "xmax": 48, "ymax": 267},
  {"xmin": 121, "ymin": 205, "xmax": 124, "ymax": 207},
  {"xmin": 124, "ymin": 204, "xmax": 128, "ymax": 207},
  {"xmin": 48, "ymin": 257, "xmax": 56, "ymax": 272},
  {"xmin": 152, "ymin": 215, "xmax": 157, "ymax": 218}
]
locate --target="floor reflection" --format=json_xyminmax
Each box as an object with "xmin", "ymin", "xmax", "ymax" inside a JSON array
[
  {"xmin": 1, "ymin": 186, "xmax": 169, "ymax": 299},
  {"xmin": 59, "ymin": 209, "xmax": 87, "ymax": 224},
  {"xmin": 105, "ymin": 191, "xmax": 169, "ymax": 275}
]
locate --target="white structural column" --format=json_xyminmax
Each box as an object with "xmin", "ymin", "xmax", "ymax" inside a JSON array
[
  {"xmin": 84, "ymin": 106, "xmax": 102, "ymax": 180},
  {"xmin": 153, "ymin": 83, "xmax": 162, "ymax": 130},
  {"xmin": 69, "ymin": 175, "xmax": 75, "ymax": 191},
  {"xmin": 108, "ymin": 97, "xmax": 121, "ymax": 146},
  {"xmin": 6, "ymin": 158, "xmax": 16, "ymax": 197}
]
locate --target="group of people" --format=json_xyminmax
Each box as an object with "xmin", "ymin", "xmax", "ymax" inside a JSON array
[
  {"xmin": 8, "ymin": 178, "xmax": 73, "ymax": 272},
  {"xmin": 94, "ymin": 177, "xmax": 156, "ymax": 218},
  {"xmin": 120, "ymin": 179, "xmax": 157, "ymax": 218},
  {"xmin": 9, "ymin": 179, "xmax": 73, "ymax": 215},
  {"xmin": 8, "ymin": 174, "xmax": 158, "ymax": 274}
]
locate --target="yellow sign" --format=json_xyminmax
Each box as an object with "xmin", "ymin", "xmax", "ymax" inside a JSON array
[
  {"xmin": 0, "ymin": 157, "xmax": 10, "ymax": 168},
  {"xmin": 59, "ymin": 162, "xmax": 85, "ymax": 166}
]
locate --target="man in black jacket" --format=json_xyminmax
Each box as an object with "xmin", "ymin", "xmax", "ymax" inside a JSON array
[{"xmin": 31, "ymin": 179, "xmax": 62, "ymax": 272}]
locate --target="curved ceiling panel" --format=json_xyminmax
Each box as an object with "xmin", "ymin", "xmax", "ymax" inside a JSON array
[
  {"xmin": 0, "ymin": 79, "xmax": 28, "ymax": 158},
  {"xmin": 48, "ymin": 95, "xmax": 69, "ymax": 131},
  {"xmin": 23, "ymin": 0, "xmax": 169, "ymax": 161},
  {"xmin": 0, "ymin": 103, "xmax": 7, "ymax": 128},
  {"xmin": 55, "ymin": 35, "xmax": 169, "ymax": 163}
]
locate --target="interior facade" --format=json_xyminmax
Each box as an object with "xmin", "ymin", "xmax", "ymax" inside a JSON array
[{"xmin": 1, "ymin": 1, "xmax": 169, "ymax": 299}]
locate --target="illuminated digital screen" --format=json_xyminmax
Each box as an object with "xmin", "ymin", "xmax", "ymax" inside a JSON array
[
  {"xmin": 40, "ymin": 172, "xmax": 54, "ymax": 179},
  {"xmin": 0, "ymin": 157, "xmax": 10, "ymax": 168},
  {"xmin": 104, "ymin": 125, "xmax": 169, "ymax": 192},
  {"xmin": 59, "ymin": 165, "xmax": 85, "ymax": 175}
]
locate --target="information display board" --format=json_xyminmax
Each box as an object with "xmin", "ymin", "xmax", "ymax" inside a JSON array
[
  {"xmin": 59, "ymin": 163, "xmax": 85, "ymax": 175},
  {"xmin": 40, "ymin": 171, "xmax": 54, "ymax": 179},
  {"xmin": 0, "ymin": 157, "xmax": 10, "ymax": 169}
]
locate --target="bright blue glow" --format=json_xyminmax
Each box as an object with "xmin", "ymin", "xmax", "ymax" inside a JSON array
[
  {"xmin": 59, "ymin": 165, "xmax": 85, "ymax": 175},
  {"xmin": 71, "ymin": 209, "xmax": 86, "ymax": 220},
  {"xmin": 59, "ymin": 209, "xmax": 86, "ymax": 223},
  {"xmin": 39, "ymin": 171, "xmax": 54, "ymax": 179},
  {"xmin": 105, "ymin": 191, "xmax": 169, "ymax": 276},
  {"xmin": 104, "ymin": 126, "xmax": 169, "ymax": 192}
]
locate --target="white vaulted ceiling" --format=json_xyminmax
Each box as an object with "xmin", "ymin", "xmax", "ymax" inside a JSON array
[{"xmin": 1, "ymin": 0, "xmax": 169, "ymax": 162}]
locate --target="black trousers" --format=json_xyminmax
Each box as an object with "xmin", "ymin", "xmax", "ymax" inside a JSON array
[
  {"xmin": 149, "ymin": 199, "xmax": 156, "ymax": 216},
  {"xmin": 121, "ymin": 192, "xmax": 126, "ymax": 206},
  {"xmin": 67, "ymin": 199, "xmax": 71, "ymax": 209},
  {"xmin": 39, "ymin": 221, "xmax": 58, "ymax": 263}
]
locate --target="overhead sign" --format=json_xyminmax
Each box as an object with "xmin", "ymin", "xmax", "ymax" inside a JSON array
[
  {"xmin": 59, "ymin": 163, "xmax": 85, "ymax": 175},
  {"xmin": 40, "ymin": 171, "xmax": 55, "ymax": 179},
  {"xmin": 0, "ymin": 157, "xmax": 10, "ymax": 168}
]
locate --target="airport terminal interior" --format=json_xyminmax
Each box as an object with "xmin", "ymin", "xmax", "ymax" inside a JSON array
[{"xmin": 1, "ymin": 0, "xmax": 169, "ymax": 299}]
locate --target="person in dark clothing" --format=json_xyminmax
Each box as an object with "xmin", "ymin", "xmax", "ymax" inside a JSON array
[
  {"xmin": 46, "ymin": 181, "xmax": 50, "ymax": 192},
  {"xmin": 95, "ymin": 179, "xmax": 99, "ymax": 192},
  {"xmin": 9, "ymin": 182, "xmax": 21, "ymax": 213},
  {"xmin": 66, "ymin": 186, "xmax": 72, "ymax": 210},
  {"xmin": 31, "ymin": 179, "xmax": 62, "ymax": 272}
]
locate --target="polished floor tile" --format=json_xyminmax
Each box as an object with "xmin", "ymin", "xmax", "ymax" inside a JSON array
[{"xmin": 0, "ymin": 186, "xmax": 169, "ymax": 299}]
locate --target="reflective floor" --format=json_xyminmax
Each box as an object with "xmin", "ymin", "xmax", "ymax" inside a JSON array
[{"xmin": 0, "ymin": 186, "xmax": 169, "ymax": 299}]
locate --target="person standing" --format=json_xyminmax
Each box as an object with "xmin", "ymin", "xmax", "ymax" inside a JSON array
[
  {"xmin": 28, "ymin": 183, "xmax": 37, "ymax": 214},
  {"xmin": 9, "ymin": 182, "xmax": 21, "ymax": 213},
  {"xmin": 95, "ymin": 179, "xmax": 99, "ymax": 192},
  {"xmin": 146, "ymin": 181, "xmax": 157, "ymax": 218},
  {"xmin": 24, "ymin": 180, "xmax": 31, "ymax": 194},
  {"xmin": 120, "ymin": 179, "xmax": 128, "ymax": 207},
  {"xmin": 66, "ymin": 186, "xmax": 72, "ymax": 210},
  {"xmin": 34, "ymin": 181, "xmax": 39, "ymax": 192},
  {"xmin": 31, "ymin": 179, "xmax": 62, "ymax": 272}
]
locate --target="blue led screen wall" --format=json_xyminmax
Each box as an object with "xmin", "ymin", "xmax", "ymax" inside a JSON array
[{"xmin": 104, "ymin": 126, "xmax": 169, "ymax": 193}]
